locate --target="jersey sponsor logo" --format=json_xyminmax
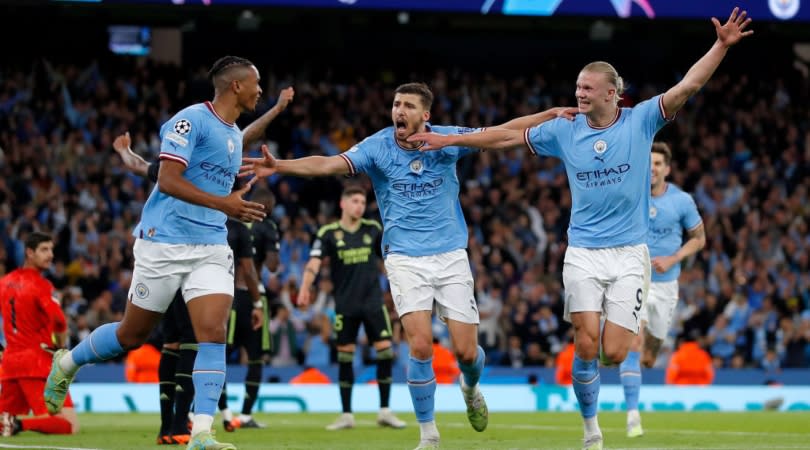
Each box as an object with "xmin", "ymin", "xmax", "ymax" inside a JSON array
[
  {"xmin": 593, "ymin": 139, "xmax": 607, "ymax": 154},
  {"xmin": 165, "ymin": 132, "xmax": 189, "ymax": 147},
  {"xmin": 337, "ymin": 246, "xmax": 372, "ymax": 264},
  {"xmin": 409, "ymin": 159, "xmax": 424, "ymax": 175},
  {"xmin": 135, "ymin": 283, "xmax": 150, "ymax": 299},
  {"xmin": 769, "ymin": 0, "xmax": 800, "ymax": 20},
  {"xmin": 576, "ymin": 163, "xmax": 630, "ymax": 188},
  {"xmin": 199, "ymin": 161, "xmax": 236, "ymax": 188},
  {"xmin": 173, "ymin": 119, "xmax": 192, "ymax": 135},
  {"xmin": 392, "ymin": 178, "xmax": 444, "ymax": 198},
  {"xmin": 650, "ymin": 226, "xmax": 673, "ymax": 237}
]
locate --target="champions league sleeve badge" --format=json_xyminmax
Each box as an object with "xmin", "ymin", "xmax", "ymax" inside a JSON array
[{"xmin": 173, "ymin": 119, "xmax": 192, "ymax": 135}]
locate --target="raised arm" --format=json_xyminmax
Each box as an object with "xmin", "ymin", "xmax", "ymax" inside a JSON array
[
  {"xmin": 240, "ymin": 145, "xmax": 351, "ymax": 179},
  {"xmin": 242, "ymin": 87, "xmax": 295, "ymax": 149},
  {"xmin": 112, "ymin": 132, "xmax": 150, "ymax": 178},
  {"xmin": 662, "ymin": 7, "xmax": 753, "ymax": 117}
]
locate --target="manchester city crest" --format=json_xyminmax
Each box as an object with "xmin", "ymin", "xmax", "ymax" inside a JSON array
[
  {"xmin": 228, "ymin": 138, "xmax": 235, "ymax": 154},
  {"xmin": 649, "ymin": 206, "xmax": 658, "ymax": 218},
  {"xmin": 593, "ymin": 140, "xmax": 607, "ymax": 154},
  {"xmin": 410, "ymin": 159, "xmax": 424, "ymax": 174},
  {"xmin": 135, "ymin": 283, "xmax": 150, "ymax": 299}
]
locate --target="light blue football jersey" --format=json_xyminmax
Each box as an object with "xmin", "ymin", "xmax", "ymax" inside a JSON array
[
  {"xmin": 134, "ymin": 101, "xmax": 242, "ymax": 245},
  {"xmin": 341, "ymin": 125, "xmax": 481, "ymax": 257},
  {"xmin": 648, "ymin": 183, "xmax": 702, "ymax": 282},
  {"xmin": 525, "ymin": 95, "xmax": 671, "ymax": 248}
]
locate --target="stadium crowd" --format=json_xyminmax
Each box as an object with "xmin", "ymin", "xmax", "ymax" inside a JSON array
[{"xmin": 1, "ymin": 56, "xmax": 809, "ymax": 374}]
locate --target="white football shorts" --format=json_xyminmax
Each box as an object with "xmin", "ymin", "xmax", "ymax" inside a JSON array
[
  {"xmin": 562, "ymin": 244, "xmax": 650, "ymax": 333},
  {"xmin": 384, "ymin": 249, "xmax": 479, "ymax": 324},
  {"xmin": 640, "ymin": 280, "xmax": 679, "ymax": 340},
  {"xmin": 128, "ymin": 239, "xmax": 235, "ymax": 312}
]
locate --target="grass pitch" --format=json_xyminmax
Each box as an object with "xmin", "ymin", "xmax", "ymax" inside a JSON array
[{"xmin": 1, "ymin": 411, "xmax": 808, "ymax": 449}]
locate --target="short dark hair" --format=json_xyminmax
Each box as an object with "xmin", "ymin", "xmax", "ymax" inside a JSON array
[
  {"xmin": 207, "ymin": 55, "xmax": 255, "ymax": 82},
  {"xmin": 25, "ymin": 231, "xmax": 52, "ymax": 251},
  {"xmin": 651, "ymin": 142, "xmax": 672, "ymax": 165},
  {"xmin": 394, "ymin": 82, "xmax": 433, "ymax": 110},
  {"xmin": 342, "ymin": 185, "xmax": 366, "ymax": 199}
]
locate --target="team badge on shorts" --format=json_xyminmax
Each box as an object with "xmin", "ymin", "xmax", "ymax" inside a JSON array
[
  {"xmin": 649, "ymin": 206, "xmax": 658, "ymax": 218},
  {"xmin": 409, "ymin": 159, "xmax": 424, "ymax": 175},
  {"xmin": 593, "ymin": 140, "xmax": 607, "ymax": 154},
  {"xmin": 173, "ymin": 119, "xmax": 192, "ymax": 135},
  {"xmin": 135, "ymin": 283, "xmax": 150, "ymax": 299}
]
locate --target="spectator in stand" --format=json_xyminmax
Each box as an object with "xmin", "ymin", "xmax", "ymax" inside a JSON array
[{"xmin": 665, "ymin": 332, "xmax": 715, "ymax": 385}]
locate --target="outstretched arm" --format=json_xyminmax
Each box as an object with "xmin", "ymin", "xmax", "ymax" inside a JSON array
[
  {"xmin": 410, "ymin": 127, "xmax": 526, "ymax": 152},
  {"xmin": 242, "ymin": 87, "xmax": 295, "ymax": 148},
  {"xmin": 662, "ymin": 7, "xmax": 753, "ymax": 117},
  {"xmin": 492, "ymin": 106, "xmax": 578, "ymax": 131},
  {"xmin": 410, "ymin": 106, "xmax": 574, "ymax": 151},
  {"xmin": 240, "ymin": 145, "xmax": 351, "ymax": 179}
]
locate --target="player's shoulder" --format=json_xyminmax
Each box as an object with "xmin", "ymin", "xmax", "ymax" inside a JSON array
[
  {"xmin": 359, "ymin": 218, "xmax": 382, "ymax": 231},
  {"xmin": 429, "ymin": 124, "xmax": 476, "ymax": 135},
  {"xmin": 347, "ymin": 128, "xmax": 390, "ymax": 154},
  {"xmin": 316, "ymin": 221, "xmax": 341, "ymax": 238},
  {"xmin": 666, "ymin": 183, "xmax": 693, "ymax": 200},
  {"xmin": 163, "ymin": 103, "xmax": 206, "ymax": 136},
  {"xmin": 169, "ymin": 103, "xmax": 207, "ymax": 122}
]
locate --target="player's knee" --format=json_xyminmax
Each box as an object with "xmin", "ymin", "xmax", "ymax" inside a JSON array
[
  {"xmin": 408, "ymin": 338, "xmax": 433, "ymax": 360},
  {"xmin": 603, "ymin": 347, "xmax": 628, "ymax": 365},
  {"xmin": 454, "ymin": 346, "xmax": 478, "ymax": 365},
  {"xmin": 574, "ymin": 339, "xmax": 599, "ymax": 361},
  {"xmin": 195, "ymin": 323, "xmax": 227, "ymax": 343},
  {"xmin": 117, "ymin": 330, "xmax": 150, "ymax": 350}
]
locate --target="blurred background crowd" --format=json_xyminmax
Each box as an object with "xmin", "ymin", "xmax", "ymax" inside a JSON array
[{"xmin": 1, "ymin": 14, "xmax": 809, "ymax": 377}]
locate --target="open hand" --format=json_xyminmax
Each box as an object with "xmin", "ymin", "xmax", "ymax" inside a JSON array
[
  {"xmin": 553, "ymin": 107, "xmax": 579, "ymax": 121},
  {"xmin": 713, "ymin": 7, "xmax": 753, "ymax": 48},
  {"xmin": 221, "ymin": 179, "xmax": 266, "ymax": 222},
  {"xmin": 240, "ymin": 144, "xmax": 277, "ymax": 179},
  {"xmin": 407, "ymin": 132, "xmax": 452, "ymax": 151}
]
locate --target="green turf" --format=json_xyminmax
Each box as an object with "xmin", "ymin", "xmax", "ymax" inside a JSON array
[{"xmin": 2, "ymin": 412, "xmax": 809, "ymax": 449}]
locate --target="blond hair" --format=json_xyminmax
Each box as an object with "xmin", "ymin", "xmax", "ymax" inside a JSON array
[{"xmin": 581, "ymin": 61, "xmax": 624, "ymax": 105}]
